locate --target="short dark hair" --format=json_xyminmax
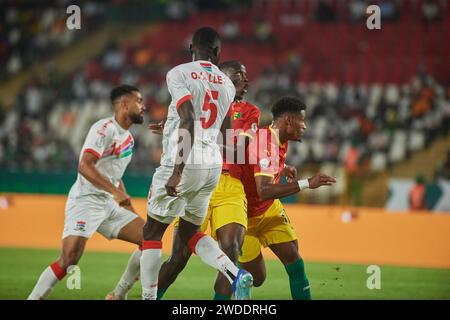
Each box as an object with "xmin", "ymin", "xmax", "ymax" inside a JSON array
[
  {"xmin": 219, "ymin": 60, "xmax": 242, "ymax": 74},
  {"xmin": 110, "ymin": 84, "xmax": 139, "ymax": 104},
  {"xmin": 192, "ymin": 27, "xmax": 220, "ymax": 50},
  {"xmin": 271, "ymin": 96, "xmax": 306, "ymax": 119}
]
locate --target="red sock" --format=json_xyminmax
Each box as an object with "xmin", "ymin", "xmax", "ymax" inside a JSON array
[
  {"xmin": 187, "ymin": 232, "xmax": 207, "ymax": 254},
  {"xmin": 50, "ymin": 262, "xmax": 67, "ymax": 280},
  {"xmin": 142, "ymin": 240, "xmax": 162, "ymax": 250}
]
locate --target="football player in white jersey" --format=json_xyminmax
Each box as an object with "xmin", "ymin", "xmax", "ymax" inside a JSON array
[
  {"xmin": 28, "ymin": 85, "xmax": 147, "ymax": 300},
  {"xmin": 140, "ymin": 27, "xmax": 253, "ymax": 300}
]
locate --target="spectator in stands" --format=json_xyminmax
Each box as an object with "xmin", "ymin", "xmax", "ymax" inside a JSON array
[
  {"xmin": 165, "ymin": 0, "xmax": 190, "ymax": 21},
  {"xmin": 379, "ymin": 0, "xmax": 400, "ymax": 21},
  {"xmin": 253, "ymin": 18, "xmax": 274, "ymax": 43},
  {"xmin": 409, "ymin": 174, "xmax": 426, "ymax": 211},
  {"xmin": 343, "ymin": 139, "xmax": 364, "ymax": 206},
  {"xmin": 438, "ymin": 150, "xmax": 450, "ymax": 180},
  {"xmin": 349, "ymin": 0, "xmax": 367, "ymax": 22},
  {"xmin": 422, "ymin": 0, "xmax": 441, "ymax": 27},
  {"xmin": 425, "ymin": 173, "xmax": 443, "ymax": 210},
  {"xmin": 411, "ymin": 86, "xmax": 433, "ymax": 119},
  {"xmin": 315, "ymin": 0, "xmax": 336, "ymax": 22},
  {"xmin": 221, "ymin": 19, "xmax": 240, "ymax": 42}
]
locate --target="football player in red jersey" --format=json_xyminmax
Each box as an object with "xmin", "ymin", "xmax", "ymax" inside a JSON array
[{"xmin": 239, "ymin": 96, "xmax": 336, "ymax": 299}]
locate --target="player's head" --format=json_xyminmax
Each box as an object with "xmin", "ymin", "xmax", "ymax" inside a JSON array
[
  {"xmin": 219, "ymin": 60, "xmax": 248, "ymax": 101},
  {"xmin": 110, "ymin": 84, "xmax": 145, "ymax": 124},
  {"xmin": 271, "ymin": 96, "xmax": 307, "ymax": 142},
  {"xmin": 190, "ymin": 27, "xmax": 221, "ymax": 65}
]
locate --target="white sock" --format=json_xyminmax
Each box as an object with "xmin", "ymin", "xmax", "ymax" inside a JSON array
[
  {"xmin": 191, "ymin": 234, "xmax": 239, "ymax": 285},
  {"xmin": 27, "ymin": 263, "xmax": 65, "ymax": 300},
  {"xmin": 140, "ymin": 241, "xmax": 162, "ymax": 300},
  {"xmin": 113, "ymin": 248, "xmax": 141, "ymax": 298}
]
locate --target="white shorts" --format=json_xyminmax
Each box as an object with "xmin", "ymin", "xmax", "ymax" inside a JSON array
[
  {"xmin": 147, "ymin": 166, "xmax": 221, "ymax": 226},
  {"xmin": 63, "ymin": 195, "xmax": 138, "ymax": 240}
]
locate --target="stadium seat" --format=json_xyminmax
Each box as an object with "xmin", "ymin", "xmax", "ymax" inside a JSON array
[
  {"xmin": 408, "ymin": 130, "xmax": 425, "ymax": 152},
  {"xmin": 370, "ymin": 152, "xmax": 388, "ymax": 171}
]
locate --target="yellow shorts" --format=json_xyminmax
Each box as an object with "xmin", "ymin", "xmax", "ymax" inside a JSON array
[
  {"xmin": 173, "ymin": 172, "xmax": 247, "ymax": 239},
  {"xmin": 239, "ymin": 199, "xmax": 297, "ymax": 263}
]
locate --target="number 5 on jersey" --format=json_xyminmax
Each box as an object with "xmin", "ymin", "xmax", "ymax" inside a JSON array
[{"xmin": 201, "ymin": 90, "xmax": 218, "ymax": 129}]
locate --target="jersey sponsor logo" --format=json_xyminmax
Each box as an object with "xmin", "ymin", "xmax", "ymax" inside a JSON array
[{"xmin": 74, "ymin": 220, "xmax": 86, "ymax": 232}]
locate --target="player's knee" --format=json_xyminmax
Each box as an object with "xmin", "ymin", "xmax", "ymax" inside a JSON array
[{"xmin": 220, "ymin": 241, "xmax": 240, "ymax": 263}]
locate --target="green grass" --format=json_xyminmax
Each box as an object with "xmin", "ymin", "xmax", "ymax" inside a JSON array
[{"xmin": 1, "ymin": 247, "xmax": 449, "ymax": 300}]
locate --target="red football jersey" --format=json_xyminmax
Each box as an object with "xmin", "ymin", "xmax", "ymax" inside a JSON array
[
  {"xmin": 240, "ymin": 125, "xmax": 288, "ymax": 217},
  {"xmin": 223, "ymin": 101, "xmax": 260, "ymax": 178}
]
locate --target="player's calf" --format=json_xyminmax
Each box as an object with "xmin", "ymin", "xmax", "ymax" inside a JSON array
[
  {"xmin": 240, "ymin": 253, "xmax": 267, "ymax": 287},
  {"xmin": 28, "ymin": 237, "xmax": 86, "ymax": 300}
]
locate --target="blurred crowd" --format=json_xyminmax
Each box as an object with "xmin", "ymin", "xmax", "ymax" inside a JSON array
[
  {"xmin": 0, "ymin": 0, "xmax": 108, "ymax": 82},
  {"xmin": 0, "ymin": 0, "xmax": 449, "ymax": 179}
]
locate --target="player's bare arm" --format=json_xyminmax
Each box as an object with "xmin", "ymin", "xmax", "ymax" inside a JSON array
[
  {"xmin": 255, "ymin": 173, "xmax": 336, "ymax": 201},
  {"xmin": 148, "ymin": 119, "xmax": 165, "ymax": 135},
  {"xmin": 281, "ymin": 165, "xmax": 297, "ymax": 183},
  {"xmin": 78, "ymin": 152, "xmax": 131, "ymax": 206},
  {"xmin": 165, "ymin": 99, "xmax": 195, "ymax": 197},
  {"xmin": 118, "ymin": 179, "xmax": 136, "ymax": 212}
]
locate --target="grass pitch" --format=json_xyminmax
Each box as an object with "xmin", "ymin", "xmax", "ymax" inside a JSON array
[{"xmin": 0, "ymin": 247, "xmax": 449, "ymax": 300}]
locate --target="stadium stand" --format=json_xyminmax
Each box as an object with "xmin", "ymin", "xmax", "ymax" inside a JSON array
[{"xmin": 0, "ymin": 0, "xmax": 449, "ymax": 207}]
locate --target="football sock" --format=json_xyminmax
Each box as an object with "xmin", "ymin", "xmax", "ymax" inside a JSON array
[
  {"xmin": 285, "ymin": 259, "xmax": 311, "ymax": 300},
  {"xmin": 157, "ymin": 287, "xmax": 167, "ymax": 300},
  {"xmin": 213, "ymin": 292, "xmax": 231, "ymax": 300},
  {"xmin": 140, "ymin": 241, "xmax": 162, "ymax": 300},
  {"xmin": 27, "ymin": 262, "xmax": 67, "ymax": 300},
  {"xmin": 188, "ymin": 232, "xmax": 239, "ymax": 285},
  {"xmin": 112, "ymin": 246, "xmax": 142, "ymax": 298}
]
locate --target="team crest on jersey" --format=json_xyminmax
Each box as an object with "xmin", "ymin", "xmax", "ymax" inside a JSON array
[
  {"xmin": 74, "ymin": 221, "xmax": 86, "ymax": 232},
  {"xmin": 200, "ymin": 62, "xmax": 212, "ymax": 72},
  {"xmin": 259, "ymin": 158, "xmax": 270, "ymax": 169},
  {"xmin": 233, "ymin": 111, "xmax": 242, "ymax": 120}
]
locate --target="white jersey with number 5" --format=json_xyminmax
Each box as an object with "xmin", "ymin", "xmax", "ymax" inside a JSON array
[{"xmin": 161, "ymin": 60, "xmax": 235, "ymax": 169}]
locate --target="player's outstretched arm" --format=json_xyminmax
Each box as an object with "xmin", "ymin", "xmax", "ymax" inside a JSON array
[
  {"xmin": 165, "ymin": 100, "xmax": 195, "ymax": 197},
  {"xmin": 255, "ymin": 175, "xmax": 302, "ymax": 201},
  {"xmin": 148, "ymin": 119, "xmax": 165, "ymax": 135},
  {"xmin": 281, "ymin": 165, "xmax": 297, "ymax": 183},
  {"xmin": 255, "ymin": 173, "xmax": 336, "ymax": 201},
  {"xmin": 78, "ymin": 152, "xmax": 131, "ymax": 206},
  {"xmin": 307, "ymin": 173, "xmax": 336, "ymax": 189}
]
